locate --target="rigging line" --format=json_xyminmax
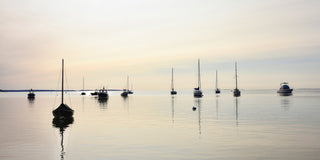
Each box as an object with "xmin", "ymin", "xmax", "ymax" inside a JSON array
[
  {"xmin": 53, "ymin": 68, "xmax": 61, "ymax": 108},
  {"xmin": 64, "ymin": 66, "xmax": 72, "ymax": 106}
]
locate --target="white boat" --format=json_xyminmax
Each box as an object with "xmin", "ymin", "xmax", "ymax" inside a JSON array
[
  {"xmin": 233, "ymin": 62, "xmax": 241, "ymax": 97},
  {"xmin": 194, "ymin": 59, "xmax": 203, "ymax": 97},
  {"xmin": 277, "ymin": 82, "xmax": 293, "ymax": 95},
  {"xmin": 170, "ymin": 67, "xmax": 177, "ymax": 95},
  {"xmin": 215, "ymin": 70, "xmax": 221, "ymax": 94},
  {"xmin": 52, "ymin": 59, "xmax": 74, "ymax": 118}
]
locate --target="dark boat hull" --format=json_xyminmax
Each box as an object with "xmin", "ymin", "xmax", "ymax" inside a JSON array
[
  {"xmin": 121, "ymin": 92, "xmax": 128, "ymax": 97},
  {"xmin": 194, "ymin": 90, "xmax": 203, "ymax": 97},
  {"xmin": 98, "ymin": 93, "xmax": 109, "ymax": 100},
  {"xmin": 233, "ymin": 89, "xmax": 241, "ymax": 97},
  {"xmin": 171, "ymin": 90, "xmax": 177, "ymax": 95},
  {"xmin": 28, "ymin": 93, "xmax": 35, "ymax": 98},
  {"xmin": 53, "ymin": 103, "xmax": 74, "ymax": 118},
  {"xmin": 91, "ymin": 92, "xmax": 98, "ymax": 96},
  {"xmin": 215, "ymin": 89, "xmax": 221, "ymax": 94}
]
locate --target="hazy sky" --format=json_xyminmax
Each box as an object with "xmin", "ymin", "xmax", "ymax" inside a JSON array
[{"xmin": 1, "ymin": 0, "xmax": 319, "ymax": 90}]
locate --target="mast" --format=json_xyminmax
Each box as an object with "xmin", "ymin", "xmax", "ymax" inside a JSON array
[
  {"xmin": 62, "ymin": 59, "xmax": 64, "ymax": 104},
  {"xmin": 171, "ymin": 67, "xmax": 174, "ymax": 91},
  {"xmin": 126, "ymin": 76, "xmax": 129, "ymax": 91},
  {"xmin": 198, "ymin": 59, "xmax": 201, "ymax": 89},
  {"xmin": 82, "ymin": 77, "xmax": 84, "ymax": 91},
  {"xmin": 216, "ymin": 70, "xmax": 218, "ymax": 89},
  {"xmin": 235, "ymin": 62, "xmax": 238, "ymax": 89}
]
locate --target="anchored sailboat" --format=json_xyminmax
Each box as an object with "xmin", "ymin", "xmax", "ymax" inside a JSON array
[
  {"xmin": 194, "ymin": 59, "xmax": 203, "ymax": 97},
  {"xmin": 215, "ymin": 70, "xmax": 221, "ymax": 94},
  {"xmin": 121, "ymin": 76, "xmax": 129, "ymax": 97},
  {"xmin": 53, "ymin": 59, "xmax": 74, "ymax": 118},
  {"xmin": 170, "ymin": 67, "xmax": 177, "ymax": 95},
  {"xmin": 233, "ymin": 62, "xmax": 241, "ymax": 97}
]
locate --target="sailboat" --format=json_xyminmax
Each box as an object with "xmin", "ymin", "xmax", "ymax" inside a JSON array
[
  {"xmin": 128, "ymin": 84, "xmax": 133, "ymax": 94},
  {"xmin": 233, "ymin": 62, "xmax": 241, "ymax": 97},
  {"xmin": 170, "ymin": 67, "xmax": 177, "ymax": 95},
  {"xmin": 121, "ymin": 76, "xmax": 129, "ymax": 97},
  {"xmin": 81, "ymin": 77, "xmax": 86, "ymax": 95},
  {"xmin": 215, "ymin": 70, "xmax": 221, "ymax": 94},
  {"xmin": 194, "ymin": 59, "xmax": 203, "ymax": 97},
  {"xmin": 52, "ymin": 59, "xmax": 74, "ymax": 118}
]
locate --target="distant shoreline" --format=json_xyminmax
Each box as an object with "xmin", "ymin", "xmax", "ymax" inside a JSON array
[{"xmin": 0, "ymin": 89, "xmax": 122, "ymax": 92}]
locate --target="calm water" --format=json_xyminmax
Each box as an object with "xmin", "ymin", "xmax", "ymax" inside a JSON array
[{"xmin": 1, "ymin": 89, "xmax": 320, "ymax": 160}]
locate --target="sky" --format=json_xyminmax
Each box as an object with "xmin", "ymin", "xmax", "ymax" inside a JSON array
[{"xmin": 0, "ymin": 0, "xmax": 320, "ymax": 90}]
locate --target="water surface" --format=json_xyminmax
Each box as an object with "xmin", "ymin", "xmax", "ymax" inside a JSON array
[{"xmin": 1, "ymin": 89, "xmax": 320, "ymax": 160}]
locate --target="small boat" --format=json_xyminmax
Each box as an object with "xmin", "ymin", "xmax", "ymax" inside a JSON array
[
  {"xmin": 53, "ymin": 59, "xmax": 74, "ymax": 118},
  {"xmin": 128, "ymin": 90, "xmax": 133, "ymax": 94},
  {"xmin": 91, "ymin": 89, "xmax": 98, "ymax": 96},
  {"xmin": 215, "ymin": 70, "xmax": 221, "ymax": 94},
  {"xmin": 170, "ymin": 67, "xmax": 177, "ymax": 95},
  {"xmin": 81, "ymin": 77, "xmax": 86, "ymax": 95},
  {"xmin": 27, "ymin": 89, "xmax": 35, "ymax": 99},
  {"xmin": 233, "ymin": 62, "xmax": 241, "ymax": 97},
  {"xmin": 194, "ymin": 59, "xmax": 203, "ymax": 97},
  {"xmin": 121, "ymin": 76, "xmax": 129, "ymax": 97},
  {"xmin": 98, "ymin": 87, "xmax": 109, "ymax": 100},
  {"xmin": 121, "ymin": 89, "xmax": 128, "ymax": 97},
  {"xmin": 277, "ymin": 82, "xmax": 293, "ymax": 95}
]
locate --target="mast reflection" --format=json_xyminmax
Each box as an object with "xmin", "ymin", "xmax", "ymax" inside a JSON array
[
  {"xmin": 194, "ymin": 98, "xmax": 202, "ymax": 135},
  {"xmin": 235, "ymin": 97, "xmax": 239, "ymax": 126},
  {"xmin": 171, "ymin": 96, "xmax": 175, "ymax": 124},
  {"xmin": 52, "ymin": 117, "xmax": 74, "ymax": 160}
]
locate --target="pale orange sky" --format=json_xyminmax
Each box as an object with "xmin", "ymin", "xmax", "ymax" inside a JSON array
[{"xmin": 1, "ymin": 0, "xmax": 320, "ymax": 90}]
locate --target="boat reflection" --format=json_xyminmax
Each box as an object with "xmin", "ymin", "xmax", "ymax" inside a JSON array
[
  {"xmin": 52, "ymin": 117, "xmax": 74, "ymax": 160},
  {"xmin": 235, "ymin": 97, "xmax": 239, "ymax": 126},
  {"xmin": 280, "ymin": 97, "xmax": 291, "ymax": 111},
  {"xmin": 98, "ymin": 98, "xmax": 108, "ymax": 109},
  {"xmin": 122, "ymin": 95, "xmax": 130, "ymax": 112},
  {"xmin": 28, "ymin": 97, "xmax": 35, "ymax": 104},
  {"xmin": 171, "ymin": 96, "xmax": 175, "ymax": 124},
  {"xmin": 215, "ymin": 96, "xmax": 219, "ymax": 119},
  {"xmin": 194, "ymin": 98, "xmax": 202, "ymax": 135}
]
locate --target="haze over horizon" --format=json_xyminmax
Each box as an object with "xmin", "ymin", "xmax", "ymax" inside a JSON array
[{"xmin": 1, "ymin": 0, "xmax": 320, "ymax": 90}]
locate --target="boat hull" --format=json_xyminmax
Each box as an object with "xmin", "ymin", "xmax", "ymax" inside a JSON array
[
  {"xmin": 52, "ymin": 103, "xmax": 74, "ymax": 118},
  {"xmin": 215, "ymin": 89, "xmax": 221, "ymax": 94},
  {"xmin": 98, "ymin": 93, "xmax": 109, "ymax": 100},
  {"xmin": 171, "ymin": 90, "xmax": 177, "ymax": 95},
  {"xmin": 28, "ymin": 93, "xmax": 35, "ymax": 99},
  {"xmin": 277, "ymin": 89, "xmax": 293, "ymax": 96},
  {"xmin": 91, "ymin": 92, "xmax": 98, "ymax": 96},
  {"xmin": 121, "ymin": 92, "xmax": 128, "ymax": 97},
  {"xmin": 233, "ymin": 89, "xmax": 241, "ymax": 97},
  {"xmin": 194, "ymin": 90, "xmax": 203, "ymax": 97}
]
